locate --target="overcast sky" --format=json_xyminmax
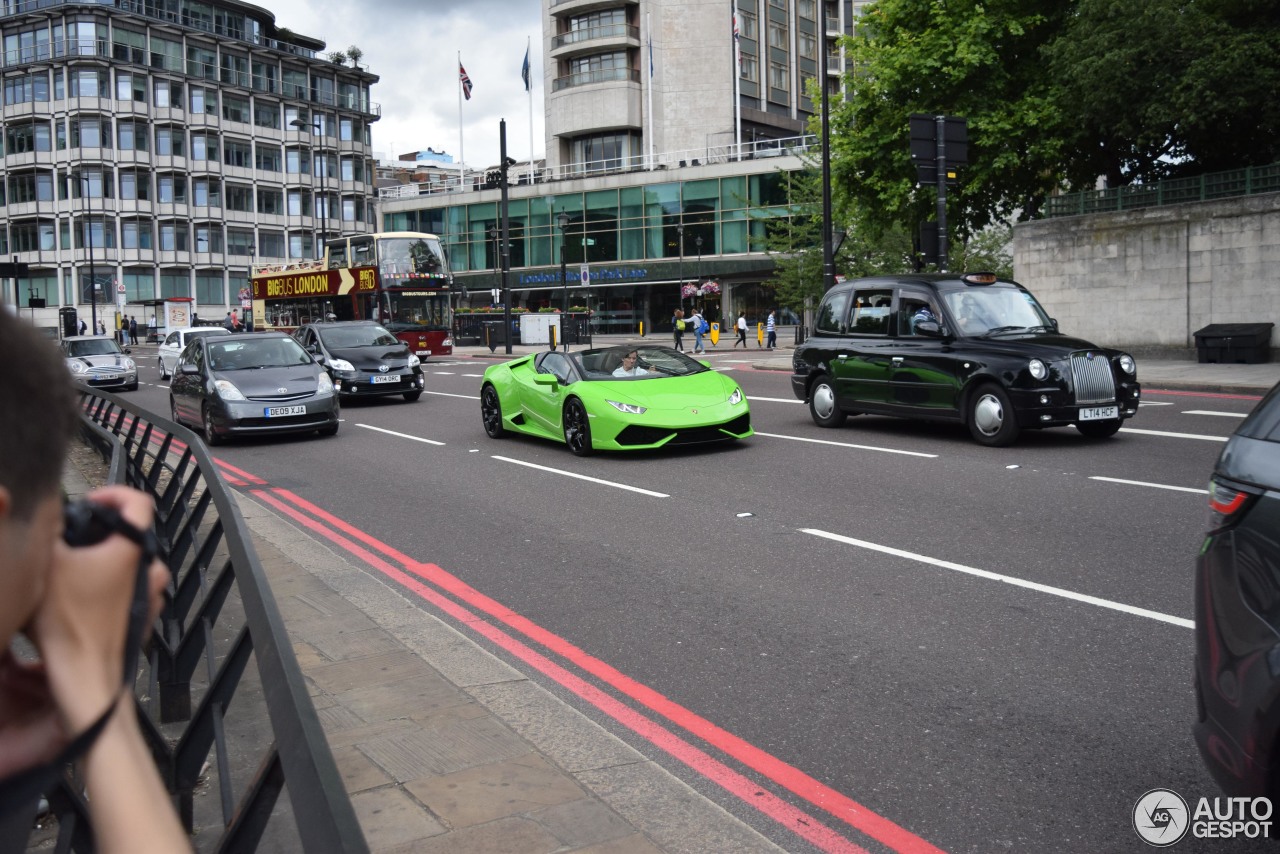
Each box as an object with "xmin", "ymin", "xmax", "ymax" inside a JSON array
[{"xmin": 266, "ymin": 0, "xmax": 545, "ymax": 169}]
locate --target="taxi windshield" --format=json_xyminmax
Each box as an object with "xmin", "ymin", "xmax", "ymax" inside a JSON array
[
  {"xmin": 319, "ymin": 325, "xmax": 399, "ymax": 348},
  {"xmin": 942, "ymin": 286, "xmax": 1052, "ymax": 337}
]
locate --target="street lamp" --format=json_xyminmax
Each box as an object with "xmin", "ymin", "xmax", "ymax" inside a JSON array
[
  {"xmin": 676, "ymin": 223, "xmax": 684, "ymax": 312},
  {"xmin": 291, "ymin": 118, "xmax": 326, "ymax": 257},
  {"xmin": 557, "ymin": 211, "xmax": 571, "ymax": 351},
  {"xmin": 695, "ymin": 234, "xmax": 703, "ymax": 308},
  {"xmin": 76, "ymin": 169, "xmax": 100, "ymax": 335}
]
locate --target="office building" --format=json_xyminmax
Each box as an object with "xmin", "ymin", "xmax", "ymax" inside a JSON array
[{"xmin": 1, "ymin": 0, "xmax": 378, "ymax": 336}]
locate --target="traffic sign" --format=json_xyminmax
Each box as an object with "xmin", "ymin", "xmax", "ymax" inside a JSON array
[{"xmin": 580, "ymin": 264, "xmax": 590, "ymax": 287}]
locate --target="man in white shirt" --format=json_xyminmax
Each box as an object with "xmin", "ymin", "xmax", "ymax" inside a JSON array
[{"xmin": 612, "ymin": 349, "xmax": 650, "ymax": 377}]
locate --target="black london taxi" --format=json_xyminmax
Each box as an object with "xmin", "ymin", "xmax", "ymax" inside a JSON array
[{"xmin": 790, "ymin": 273, "xmax": 1141, "ymax": 446}]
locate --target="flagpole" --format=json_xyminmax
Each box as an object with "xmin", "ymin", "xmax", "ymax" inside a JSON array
[
  {"xmin": 458, "ymin": 51, "xmax": 465, "ymax": 191},
  {"xmin": 646, "ymin": 12, "xmax": 654, "ymax": 170},
  {"xmin": 527, "ymin": 36, "xmax": 535, "ymax": 182},
  {"xmin": 733, "ymin": 4, "xmax": 742, "ymax": 162}
]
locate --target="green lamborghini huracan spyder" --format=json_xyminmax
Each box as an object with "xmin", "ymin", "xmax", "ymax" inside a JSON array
[{"xmin": 480, "ymin": 345, "xmax": 753, "ymax": 456}]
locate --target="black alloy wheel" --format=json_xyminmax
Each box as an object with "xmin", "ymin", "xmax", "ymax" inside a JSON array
[
  {"xmin": 967, "ymin": 383, "xmax": 1020, "ymax": 447},
  {"xmin": 158, "ymin": 356, "xmax": 168, "ymax": 380},
  {"xmin": 562, "ymin": 397, "xmax": 595, "ymax": 456},
  {"xmin": 1075, "ymin": 418, "xmax": 1123, "ymax": 439},
  {"xmin": 481, "ymin": 384, "xmax": 506, "ymax": 438},
  {"xmin": 808, "ymin": 374, "xmax": 846, "ymax": 428}
]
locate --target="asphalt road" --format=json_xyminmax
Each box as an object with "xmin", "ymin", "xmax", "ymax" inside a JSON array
[{"xmin": 128, "ymin": 353, "xmax": 1270, "ymax": 854}]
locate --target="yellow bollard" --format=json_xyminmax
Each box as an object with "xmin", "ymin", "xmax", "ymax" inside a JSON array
[
  {"xmin": 639, "ymin": 320, "xmax": 645, "ymax": 338},
  {"xmin": 549, "ymin": 326, "xmax": 558, "ymax": 351},
  {"xmin": 757, "ymin": 323, "xmax": 765, "ymax": 348},
  {"xmin": 709, "ymin": 322, "xmax": 720, "ymax": 346}
]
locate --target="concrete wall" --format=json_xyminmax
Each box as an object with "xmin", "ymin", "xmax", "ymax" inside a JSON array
[{"xmin": 1013, "ymin": 192, "xmax": 1280, "ymax": 355}]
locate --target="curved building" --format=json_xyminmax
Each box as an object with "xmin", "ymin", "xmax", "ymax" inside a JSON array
[{"xmin": 1, "ymin": 0, "xmax": 378, "ymax": 336}]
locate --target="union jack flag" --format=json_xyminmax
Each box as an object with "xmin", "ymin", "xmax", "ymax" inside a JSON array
[
  {"xmin": 459, "ymin": 63, "xmax": 473, "ymax": 100},
  {"xmin": 732, "ymin": 13, "xmax": 741, "ymax": 71}
]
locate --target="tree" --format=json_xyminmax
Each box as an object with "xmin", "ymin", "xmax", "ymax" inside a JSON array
[
  {"xmin": 346, "ymin": 46, "xmax": 364, "ymax": 69},
  {"xmin": 328, "ymin": 50, "xmax": 348, "ymax": 65}
]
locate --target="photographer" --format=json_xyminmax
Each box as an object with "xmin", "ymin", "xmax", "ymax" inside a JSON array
[{"xmin": 0, "ymin": 311, "xmax": 188, "ymax": 851}]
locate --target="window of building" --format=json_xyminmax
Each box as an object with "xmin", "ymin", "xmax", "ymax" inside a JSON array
[
  {"xmin": 4, "ymin": 72, "xmax": 49, "ymax": 104},
  {"xmin": 121, "ymin": 219, "xmax": 153, "ymax": 249},
  {"xmin": 155, "ymin": 126, "xmax": 185, "ymax": 157},
  {"xmin": 223, "ymin": 139, "xmax": 252, "ymax": 168},
  {"xmin": 768, "ymin": 20, "xmax": 788, "ymax": 49},
  {"xmin": 158, "ymin": 270, "xmax": 187, "ymax": 300},
  {"xmin": 287, "ymin": 189, "xmax": 311, "ymax": 216},
  {"xmin": 741, "ymin": 54, "xmax": 759, "ymax": 83},
  {"xmin": 769, "ymin": 61, "xmax": 789, "ymax": 95},
  {"xmin": 117, "ymin": 120, "xmax": 148, "ymax": 151},
  {"xmin": 193, "ymin": 178, "xmax": 221, "ymax": 207},
  {"xmin": 799, "ymin": 31, "xmax": 817, "ymax": 59},
  {"xmin": 186, "ymin": 44, "xmax": 216, "ymax": 80},
  {"xmin": 157, "ymin": 174, "xmax": 187, "ymax": 204},
  {"xmin": 112, "ymin": 28, "xmax": 146, "ymax": 64},
  {"xmin": 254, "ymin": 143, "xmax": 281, "ymax": 172},
  {"xmin": 740, "ymin": 10, "xmax": 758, "ymax": 39},
  {"xmin": 256, "ymin": 187, "xmax": 283, "ymax": 214},
  {"xmin": 570, "ymin": 132, "xmax": 640, "ymax": 173},
  {"xmin": 226, "ymin": 229, "xmax": 255, "ymax": 256},
  {"xmin": 312, "ymin": 75, "xmax": 335, "ymax": 108},
  {"xmin": 4, "ymin": 26, "xmax": 51, "ymax": 64},
  {"xmin": 76, "ymin": 217, "xmax": 116, "ymax": 250},
  {"xmin": 195, "ymin": 270, "xmax": 224, "ymax": 305},
  {"xmin": 254, "ymin": 100, "xmax": 280, "ymax": 129},
  {"xmin": 799, "ymin": 0, "xmax": 817, "ymax": 18},
  {"xmin": 225, "ymin": 183, "xmax": 252, "ymax": 212},
  {"xmin": 194, "ymin": 224, "xmax": 223, "ymax": 253},
  {"xmin": 190, "ymin": 132, "xmax": 218, "ymax": 161},
  {"xmin": 283, "ymin": 68, "xmax": 307, "ymax": 99},
  {"xmin": 159, "ymin": 221, "xmax": 189, "ymax": 251},
  {"xmin": 118, "ymin": 170, "xmax": 151, "ymax": 201},
  {"xmin": 221, "ymin": 93, "xmax": 249, "ymax": 123},
  {"xmin": 220, "ymin": 52, "xmax": 249, "ymax": 88},
  {"xmin": 10, "ymin": 219, "xmax": 56, "ymax": 252},
  {"xmin": 114, "ymin": 69, "xmax": 146, "ymax": 101},
  {"xmin": 65, "ymin": 22, "xmax": 105, "ymax": 57},
  {"xmin": 153, "ymin": 78, "xmax": 182, "ymax": 108},
  {"xmin": 149, "ymin": 35, "xmax": 183, "ymax": 72},
  {"xmin": 339, "ymin": 117, "xmax": 354, "ymax": 142},
  {"xmin": 257, "ymin": 231, "xmax": 285, "ymax": 258},
  {"xmin": 72, "ymin": 117, "xmax": 111, "ymax": 149},
  {"xmin": 286, "ymin": 147, "xmax": 311, "ymax": 175},
  {"xmin": 252, "ymin": 60, "xmax": 279, "ymax": 93},
  {"xmin": 69, "ymin": 68, "xmax": 109, "ymax": 98},
  {"xmin": 8, "ymin": 171, "xmax": 54, "ymax": 203},
  {"xmin": 189, "ymin": 85, "xmax": 217, "ymax": 114},
  {"xmin": 288, "ymin": 232, "xmax": 314, "ymax": 259},
  {"xmin": 5, "ymin": 120, "xmax": 51, "ymax": 153}
]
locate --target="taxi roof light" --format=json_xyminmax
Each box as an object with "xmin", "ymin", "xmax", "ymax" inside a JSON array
[{"xmin": 961, "ymin": 272, "xmax": 999, "ymax": 285}]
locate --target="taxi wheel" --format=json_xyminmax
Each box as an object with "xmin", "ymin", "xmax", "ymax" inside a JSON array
[
  {"xmin": 808, "ymin": 375, "xmax": 846, "ymax": 428},
  {"xmin": 201, "ymin": 403, "xmax": 224, "ymax": 447},
  {"xmin": 1075, "ymin": 419, "xmax": 1122, "ymax": 439},
  {"xmin": 967, "ymin": 383, "xmax": 1020, "ymax": 447},
  {"xmin": 563, "ymin": 398, "xmax": 596, "ymax": 457},
  {"xmin": 481, "ymin": 384, "xmax": 506, "ymax": 438}
]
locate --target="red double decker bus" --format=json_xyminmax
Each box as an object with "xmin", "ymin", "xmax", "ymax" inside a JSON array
[{"xmin": 250, "ymin": 231, "xmax": 455, "ymax": 358}]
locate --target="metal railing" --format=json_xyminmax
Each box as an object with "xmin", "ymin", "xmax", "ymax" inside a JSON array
[
  {"xmin": 377, "ymin": 133, "xmax": 818, "ymax": 199},
  {"xmin": 1045, "ymin": 162, "xmax": 1280, "ymax": 218},
  {"xmin": 15, "ymin": 389, "xmax": 367, "ymax": 853},
  {"xmin": 552, "ymin": 23, "xmax": 639, "ymax": 49}
]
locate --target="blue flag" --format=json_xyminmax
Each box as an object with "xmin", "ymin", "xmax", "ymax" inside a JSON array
[{"xmin": 521, "ymin": 46, "xmax": 531, "ymax": 91}]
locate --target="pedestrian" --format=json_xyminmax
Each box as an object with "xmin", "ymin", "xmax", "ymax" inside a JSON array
[
  {"xmin": 734, "ymin": 312, "xmax": 748, "ymax": 348},
  {"xmin": 672, "ymin": 309, "xmax": 686, "ymax": 351},
  {"xmin": 223, "ymin": 311, "xmax": 235, "ymax": 331},
  {"xmin": 765, "ymin": 309, "xmax": 777, "ymax": 350},
  {"xmin": 0, "ymin": 311, "xmax": 189, "ymax": 851},
  {"xmin": 128, "ymin": 315, "xmax": 138, "ymax": 345},
  {"xmin": 690, "ymin": 307, "xmax": 706, "ymax": 354}
]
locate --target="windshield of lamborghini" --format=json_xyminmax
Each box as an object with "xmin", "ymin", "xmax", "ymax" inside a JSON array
[
  {"xmin": 574, "ymin": 346, "xmax": 711, "ymax": 380},
  {"xmin": 940, "ymin": 286, "xmax": 1052, "ymax": 337}
]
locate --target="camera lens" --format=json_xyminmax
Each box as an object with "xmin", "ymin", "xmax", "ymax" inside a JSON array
[{"xmin": 62, "ymin": 501, "xmax": 120, "ymax": 548}]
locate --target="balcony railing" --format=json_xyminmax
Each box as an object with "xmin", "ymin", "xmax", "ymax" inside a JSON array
[
  {"xmin": 1045, "ymin": 162, "xmax": 1280, "ymax": 218},
  {"xmin": 553, "ymin": 23, "xmax": 639, "ymax": 49},
  {"xmin": 552, "ymin": 67, "xmax": 640, "ymax": 91}
]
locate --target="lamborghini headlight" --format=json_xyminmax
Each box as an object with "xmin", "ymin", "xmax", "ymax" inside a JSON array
[
  {"xmin": 607, "ymin": 399, "xmax": 647, "ymax": 415},
  {"xmin": 729, "ymin": 388, "xmax": 744, "ymax": 405}
]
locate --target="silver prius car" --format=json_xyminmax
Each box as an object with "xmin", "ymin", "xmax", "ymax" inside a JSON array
[
  {"xmin": 168, "ymin": 332, "xmax": 339, "ymax": 445},
  {"xmin": 61, "ymin": 335, "xmax": 138, "ymax": 391}
]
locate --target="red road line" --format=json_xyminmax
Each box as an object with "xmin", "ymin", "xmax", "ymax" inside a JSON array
[
  {"xmin": 263, "ymin": 487, "xmax": 945, "ymax": 854},
  {"xmin": 250, "ymin": 488, "xmax": 870, "ymax": 854}
]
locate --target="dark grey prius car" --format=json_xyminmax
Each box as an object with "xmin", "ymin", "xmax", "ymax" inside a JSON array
[
  {"xmin": 1194, "ymin": 380, "xmax": 1280, "ymax": 797},
  {"xmin": 168, "ymin": 332, "xmax": 339, "ymax": 445}
]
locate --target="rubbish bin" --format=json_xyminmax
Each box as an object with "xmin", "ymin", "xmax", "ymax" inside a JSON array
[{"xmin": 1193, "ymin": 323, "xmax": 1274, "ymax": 364}]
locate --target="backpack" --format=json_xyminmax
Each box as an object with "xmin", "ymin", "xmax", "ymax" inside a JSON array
[
  {"xmin": 676, "ymin": 319, "xmax": 686, "ymax": 331},
  {"xmin": 697, "ymin": 316, "xmax": 709, "ymax": 334}
]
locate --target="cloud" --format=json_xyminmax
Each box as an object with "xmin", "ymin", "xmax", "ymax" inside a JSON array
[{"xmin": 268, "ymin": 0, "xmax": 543, "ymax": 167}]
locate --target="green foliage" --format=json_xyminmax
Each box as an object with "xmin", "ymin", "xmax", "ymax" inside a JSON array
[
  {"xmin": 831, "ymin": 0, "xmax": 1280, "ymax": 248},
  {"xmin": 750, "ymin": 167, "xmax": 825, "ymax": 315}
]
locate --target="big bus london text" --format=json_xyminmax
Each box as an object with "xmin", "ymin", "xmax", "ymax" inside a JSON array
[{"xmin": 250, "ymin": 231, "xmax": 455, "ymax": 357}]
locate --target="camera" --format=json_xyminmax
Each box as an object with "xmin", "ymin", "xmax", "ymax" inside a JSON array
[{"xmin": 63, "ymin": 499, "xmax": 130, "ymax": 548}]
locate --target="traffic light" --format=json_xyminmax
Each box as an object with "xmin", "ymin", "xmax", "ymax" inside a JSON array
[
  {"xmin": 909, "ymin": 114, "xmax": 967, "ymax": 185},
  {"xmin": 915, "ymin": 221, "xmax": 939, "ymax": 269}
]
